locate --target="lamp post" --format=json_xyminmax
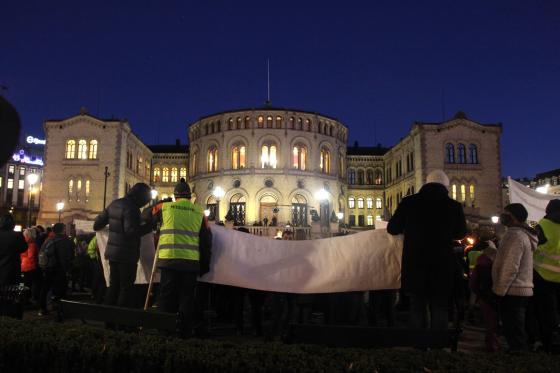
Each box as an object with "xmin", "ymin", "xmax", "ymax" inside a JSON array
[
  {"xmin": 102, "ymin": 166, "xmax": 110, "ymax": 209},
  {"xmin": 26, "ymin": 173, "xmax": 39, "ymax": 227},
  {"xmin": 56, "ymin": 201, "xmax": 64, "ymax": 223},
  {"xmin": 212, "ymin": 186, "xmax": 225, "ymax": 223}
]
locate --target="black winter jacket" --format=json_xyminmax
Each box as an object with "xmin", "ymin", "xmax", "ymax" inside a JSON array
[
  {"xmin": 0, "ymin": 231, "xmax": 27, "ymax": 285},
  {"xmin": 93, "ymin": 184, "xmax": 152, "ymax": 264},
  {"xmin": 41, "ymin": 234, "xmax": 75, "ymax": 272},
  {"xmin": 387, "ymin": 183, "xmax": 467, "ymax": 299}
]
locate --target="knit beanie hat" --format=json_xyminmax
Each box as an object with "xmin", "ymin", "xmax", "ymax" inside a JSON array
[
  {"xmin": 426, "ymin": 170, "xmax": 450, "ymax": 188},
  {"xmin": 504, "ymin": 203, "xmax": 528, "ymax": 223}
]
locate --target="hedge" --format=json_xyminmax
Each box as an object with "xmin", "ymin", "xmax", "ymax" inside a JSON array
[{"xmin": 0, "ymin": 318, "xmax": 559, "ymax": 372}]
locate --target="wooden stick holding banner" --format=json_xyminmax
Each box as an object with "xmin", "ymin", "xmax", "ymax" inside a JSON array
[{"xmin": 144, "ymin": 245, "xmax": 160, "ymax": 310}]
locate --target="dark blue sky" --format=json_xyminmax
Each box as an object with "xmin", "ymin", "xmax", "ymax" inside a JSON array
[{"xmin": 1, "ymin": 0, "xmax": 559, "ymax": 178}]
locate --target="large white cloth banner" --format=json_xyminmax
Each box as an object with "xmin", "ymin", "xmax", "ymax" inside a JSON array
[
  {"xmin": 508, "ymin": 177, "xmax": 557, "ymax": 222},
  {"xmin": 96, "ymin": 226, "xmax": 403, "ymax": 292},
  {"xmin": 96, "ymin": 230, "xmax": 159, "ymax": 286},
  {"xmin": 199, "ymin": 225, "xmax": 403, "ymax": 293}
]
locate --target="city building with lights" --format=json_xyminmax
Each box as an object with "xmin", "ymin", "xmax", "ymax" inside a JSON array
[{"xmin": 37, "ymin": 107, "xmax": 503, "ymax": 229}]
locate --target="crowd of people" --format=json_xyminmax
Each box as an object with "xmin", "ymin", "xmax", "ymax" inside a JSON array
[{"xmin": 1, "ymin": 170, "xmax": 560, "ymax": 353}]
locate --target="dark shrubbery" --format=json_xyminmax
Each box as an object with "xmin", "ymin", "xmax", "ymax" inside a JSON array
[{"xmin": 0, "ymin": 318, "xmax": 559, "ymax": 372}]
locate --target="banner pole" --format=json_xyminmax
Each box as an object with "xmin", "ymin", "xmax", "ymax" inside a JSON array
[{"xmin": 144, "ymin": 244, "xmax": 160, "ymax": 311}]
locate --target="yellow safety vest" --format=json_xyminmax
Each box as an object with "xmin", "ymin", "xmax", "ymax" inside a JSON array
[
  {"xmin": 468, "ymin": 250, "xmax": 483, "ymax": 272},
  {"xmin": 534, "ymin": 218, "xmax": 560, "ymax": 283},
  {"xmin": 157, "ymin": 199, "xmax": 203, "ymax": 262}
]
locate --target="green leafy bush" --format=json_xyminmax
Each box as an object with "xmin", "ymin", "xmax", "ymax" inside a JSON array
[{"xmin": 0, "ymin": 318, "xmax": 559, "ymax": 372}]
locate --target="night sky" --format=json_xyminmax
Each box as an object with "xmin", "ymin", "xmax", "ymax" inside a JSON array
[{"xmin": 1, "ymin": 0, "xmax": 559, "ymax": 178}]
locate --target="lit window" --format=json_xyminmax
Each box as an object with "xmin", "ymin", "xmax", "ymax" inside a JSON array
[
  {"xmin": 348, "ymin": 169, "xmax": 356, "ymax": 185},
  {"xmin": 192, "ymin": 152, "xmax": 198, "ymax": 176},
  {"xmin": 228, "ymin": 118, "xmax": 234, "ymax": 130},
  {"xmin": 89, "ymin": 140, "xmax": 98, "ymax": 159},
  {"xmin": 257, "ymin": 116, "xmax": 264, "ymax": 128},
  {"xmin": 457, "ymin": 144, "xmax": 466, "ymax": 164},
  {"xmin": 376, "ymin": 198, "xmax": 382, "ymax": 209},
  {"xmin": 171, "ymin": 167, "xmax": 178, "ymax": 182},
  {"xmin": 66, "ymin": 140, "xmax": 76, "ymax": 159},
  {"xmin": 461, "ymin": 184, "xmax": 466, "ymax": 201},
  {"xmin": 292, "ymin": 144, "xmax": 307, "ymax": 170},
  {"xmin": 297, "ymin": 118, "xmax": 303, "ymax": 130},
  {"xmin": 76, "ymin": 179, "xmax": 82, "ymax": 200},
  {"xmin": 153, "ymin": 168, "xmax": 161, "ymax": 182},
  {"xmin": 180, "ymin": 167, "xmax": 187, "ymax": 180},
  {"xmin": 452, "ymin": 184, "xmax": 457, "ymax": 200},
  {"xmin": 469, "ymin": 184, "xmax": 475, "ymax": 201},
  {"xmin": 68, "ymin": 180, "xmax": 73, "ymax": 195},
  {"xmin": 469, "ymin": 144, "xmax": 478, "ymax": 164},
  {"xmin": 162, "ymin": 167, "xmax": 169, "ymax": 183},
  {"xmin": 19, "ymin": 167, "xmax": 26, "ymax": 176},
  {"xmin": 7, "ymin": 179, "xmax": 14, "ymax": 189},
  {"xmin": 232, "ymin": 145, "xmax": 246, "ymax": 170},
  {"xmin": 18, "ymin": 179, "xmax": 24, "ymax": 189},
  {"xmin": 267, "ymin": 116, "xmax": 273, "ymax": 128},
  {"xmin": 236, "ymin": 117, "xmax": 242, "ymax": 129},
  {"xmin": 375, "ymin": 169, "xmax": 383, "ymax": 185},
  {"xmin": 367, "ymin": 198, "xmax": 373, "ymax": 209},
  {"xmin": 78, "ymin": 139, "xmax": 88, "ymax": 159},
  {"xmin": 86, "ymin": 180, "xmax": 90, "ymax": 198},
  {"xmin": 8, "ymin": 165, "xmax": 15, "ymax": 174},
  {"xmin": 289, "ymin": 117, "xmax": 295, "ymax": 129},
  {"xmin": 305, "ymin": 119, "xmax": 311, "ymax": 131},
  {"xmin": 445, "ymin": 143, "xmax": 455, "ymax": 164},
  {"xmin": 244, "ymin": 116, "xmax": 251, "ymax": 129},
  {"xmin": 367, "ymin": 216, "xmax": 374, "ymax": 226},
  {"xmin": 357, "ymin": 170, "xmax": 365, "ymax": 185},
  {"xmin": 0, "ymin": 177, "xmax": 2, "ymax": 187},
  {"xmin": 261, "ymin": 144, "xmax": 277, "ymax": 169},
  {"xmin": 357, "ymin": 198, "xmax": 364, "ymax": 209},
  {"xmin": 348, "ymin": 197, "xmax": 355, "ymax": 209},
  {"xmin": 208, "ymin": 147, "xmax": 218, "ymax": 172},
  {"xmin": 320, "ymin": 147, "xmax": 330, "ymax": 174},
  {"xmin": 276, "ymin": 116, "xmax": 283, "ymax": 128},
  {"xmin": 376, "ymin": 215, "xmax": 382, "ymax": 221}
]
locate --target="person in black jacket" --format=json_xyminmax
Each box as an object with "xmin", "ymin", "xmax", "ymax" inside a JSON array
[
  {"xmin": 0, "ymin": 214, "xmax": 27, "ymax": 286},
  {"xmin": 93, "ymin": 183, "xmax": 152, "ymax": 308},
  {"xmin": 387, "ymin": 170, "xmax": 467, "ymax": 330}
]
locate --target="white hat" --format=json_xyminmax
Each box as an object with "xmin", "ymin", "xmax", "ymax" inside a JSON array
[{"xmin": 426, "ymin": 170, "xmax": 450, "ymax": 188}]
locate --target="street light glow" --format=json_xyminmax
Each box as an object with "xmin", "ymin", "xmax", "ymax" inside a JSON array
[
  {"xmin": 315, "ymin": 188, "xmax": 328, "ymax": 201},
  {"xmin": 56, "ymin": 201, "xmax": 65, "ymax": 211},
  {"xmin": 337, "ymin": 212, "xmax": 344, "ymax": 220},
  {"xmin": 204, "ymin": 209, "xmax": 210, "ymax": 217},
  {"xmin": 151, "ymin": 189, "xmax": 158, "ymax": 199},
  {"xmin": 536, "ymin": 184, "xmax": 550, "ymax": 194},
  {"xmin": 491, "ymin": 215, "xmax": 499, "ymax": 224},
  {"xmin": 213, "ymin": 186, "xmax": 225, "ymax": 199},
  {"xmin": 26, "ymin": 173, "xmax": 39, "ymax": 185}
]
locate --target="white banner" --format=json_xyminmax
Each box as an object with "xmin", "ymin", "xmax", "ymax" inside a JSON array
[
  {"xmin": 508, "ymin": 177, "xmax": 557, "ymax": 222},
  {"xmin": 96, "ymin": 226, "xmax": 403, "ymax": 293}
]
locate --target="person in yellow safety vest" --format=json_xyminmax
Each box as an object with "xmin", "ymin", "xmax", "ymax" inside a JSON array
[
  {"xmin": 150, "ymin": 178, "xmax": 212, "ymax": 338},
  {"xmin": 533, "ymin": 199, "xmax": 560, "ymax": 353}
]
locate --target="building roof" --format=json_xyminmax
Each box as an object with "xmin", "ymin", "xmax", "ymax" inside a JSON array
[
  {"xmin": 413, "ymin": 111, "xmax": 502, "ymax": 128},
  {"xmin": 195, "ymin": 103, "xmax": 343, "ymax": 125},
  {"xmin": 535, "ymin": 168, "xmax": 560, "ymax": 180},
  {"xmin": 148, "ymin": 143, "xmax": 188, "ymax": 154},
  {"xmin": 346, "ymin": 145, "xmax": 389, "ymax": 156},
  {"xmin": 45, "ymin": 108, "xmax": 125, "ymax": 123}
]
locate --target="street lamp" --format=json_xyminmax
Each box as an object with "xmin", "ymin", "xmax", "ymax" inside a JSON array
[
  {"xmin": 491, "ymin": 215, "xmax": 499, "ymax": 224},
  {"xmin": 26, "ymin": 173, "xmax": 40, "ymax": 227},
  {"xmin": 212, "ymin": 186, "xmax": 225, "ymax": 222},
  {"xmin": 151, "ymin": 189, "xmax": 158, "ymax": 206},
  {"xmin": 203, "ymin": 209, "xmax": 210, "ymax": 217},
  {"xmin": 536, "ymin": 184, "xmax": 550, "ymax": 194},
  {"xmin": 56, "ymin": 201, "xmax": 65, "ymax": 223},
  {"xmin": 314, "ymin": 188, "xmax": 329, "ymax": 231}
]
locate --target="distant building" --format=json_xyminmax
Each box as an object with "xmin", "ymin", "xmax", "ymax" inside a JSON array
[
  {"xmin": 533, "ymin": 168, "xmax": 560, "ymax": 195},
  {"xmin": 148, "ymin": 141, "xmax": 189, "ymax": 200}
]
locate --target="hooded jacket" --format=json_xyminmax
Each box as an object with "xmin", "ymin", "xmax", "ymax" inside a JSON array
[
  {"xmin": 492, "ymin": 225, "xmax": 538, "ymax": 297},
  {"xmin": 93, "ymin": 183, "xmax": 152, "ymax": 264}
]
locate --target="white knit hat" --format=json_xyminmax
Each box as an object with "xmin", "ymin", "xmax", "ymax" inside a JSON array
[{"xmin": 426, "ymin": 170, "xmax": 450, "ymax": 188}]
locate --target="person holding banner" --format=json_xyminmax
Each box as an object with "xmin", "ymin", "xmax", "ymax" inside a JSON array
[
  {"xmin": 387, "ymin": 169, "xmax": 467, "ymax": 331},
  {"xmin": 150, "ymin": 178, "xmax": 212, "ymax": 337}
]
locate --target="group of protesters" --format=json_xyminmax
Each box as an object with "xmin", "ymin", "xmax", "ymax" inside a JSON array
[{"xmin": 1, "ymin": 169, "xmax": 560, "ymax": 353}]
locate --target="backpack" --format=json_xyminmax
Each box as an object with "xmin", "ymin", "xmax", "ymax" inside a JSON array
[{"xmin": 38, "ymin": 238, "xmax": 58, "ymax": 269}]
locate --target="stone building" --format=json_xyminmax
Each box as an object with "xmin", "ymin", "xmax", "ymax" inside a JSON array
[
  {"xmin": 149, "ymin": 141, "xmax": 189, "ymax": 200},
  {"xmin": 532, "ymin": 168, "xmax": 560, "ymax": 195}
]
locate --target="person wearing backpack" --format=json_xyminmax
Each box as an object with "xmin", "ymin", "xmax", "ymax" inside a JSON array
[{"xmin": 38, "ymin": 223, "xmax": 75, "ymax": 316}]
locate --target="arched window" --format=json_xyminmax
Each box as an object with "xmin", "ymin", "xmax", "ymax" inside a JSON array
[
  {"xmin": 289, "ymin": 117, "xmax": 295, "ymax": 129},
  {"xmin": 357, "ymin": 170, "xmax": 365, "ymax": 185},
  {"xmin": 232, "ymin": 145, "xmax": 246, "ymax": 170},
  {"xmin": 374, "ymin": 169, "xmax": 383, "ymax": 185},
  {"xmin": 318, "ymin": 122, "xmax": 322, "ymax": 134},
  {"xmin": 445, "ymin": 143, "xmax": 455, "ymax": 163},
  {"xmin": 192, "ymin": 152, "xmax": 198, "ymax": 176},
  {"xmin": 469, "ymin": 144, "xmax": 478, "ymax": 164},
  {"xmin": 297, "ymin": 118, "xmax": 303, "ymax": 130},
  {"xmin": 85, "ymin": 180, "xmax": 90, "ymax": 199},
  {"xmin": 261, "ymin": 144, "xmax": 277, "ymax": 169},
  {"xmin": 180, "ymin": 167, "xmax": 187, "ymax": 180},
  {"xmin": 376, "ymin": 197, "xmax": 382, "ymax": 209},
  {"xmin": 76, "ymin": 179, "xmax": 82, "ymax": 201},
  {"xmin": 162, "ymin": 167, "xmax": 169, "ymax": 183},
  {"xmin": 348, "ymin": 197, "xmax": 355, "ymax": 209},
  {"xmin": 68, "ymin": 179, "xmax": 73, "ymax": 198},
  {"xmin": 457, "ymin": 144, "xmax": 466, "ymax": 163},
  {"xmin": 329, "ymin": 126, "xmax": 333, "ymax": 136},
  {"xmin": 266, "ymin": 116, "xmax": 273, "ymax": 128},
  {"xmin": 171, "ymin": 167, "xmax": 178, "ymax": 183},
  {"xmin": 228, "ymin": 118, "xmax": 234, "ymax": 130},
  {"xmin": 153, "ymin": 167, "xmax": 161, "ymax": 182},
  {"xmin": 217, "ymin": 121, "xmax": 221, "ymax": 132},
  {"xmin": 78, "ymin": 139, "xmax": 88, "ymax": 159},
  {"xmin": 207, "ymin": 146, "xmax": 218, "ymax": 172},
  {"xmin": 469, "ymin": 184, "xmax": 475, "ymax": 203},
  {"xmin": 236, "ymin": 117, "xmax": 242, "ymax": 129},
  {"xmin": 366, "ymin": 169, "xmax": 374, "ymax": 184},
  {"xmin": 357, "ymin": 197, "xmax": 364, "ymax": 209},
  {"xmin": 276, "ymin": 116, "xmax": 283, "ymax": 128},
  {"xmin": 451, "ymin": 184, "xmax": 457, "ymax": 200},
  {"xmin": 338, "ymin": 154, "xmax": 344, "ymax": 177},
  {"xmin": 137, "ymin": 157, "xmax": 143, "ymax": 175},
  {"xmin": 65, "ymin": 140, "xmax": 76, "ymax": 159},
  {"xmin": 88, "ymin": 140, "xmax": 98, "ymax": 159},
  {"xmin": 460, "ymin": 184, "xmax": 466, "ymax": 201},
  {"xmin": 244, "ymin": 116, "xmax": 251, "ymax": 129},
  {"xmin": 257, "ymin": 116, "xmax": 264, "ymax": 128},
  {"xmin": 348, "ymin": 169, "xmax": 356, "ymax": 185},
  {"xmin": 366, "ymin": 197, "xmax": 373, "ymax": 209},
  {"xmin": 305, "ymin": 119, "xmax": 311, "ymax": 131},
  {"xmin": 320, "ymin": 147, "xmax": 330, "ymax": 174},
  {"xmin": 204, "ymin": 124, "xmax": 208, "ymax": 135},
  {"xmin": 292, "ymin": 144, "xmax": 307, "ymax": 170}
]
